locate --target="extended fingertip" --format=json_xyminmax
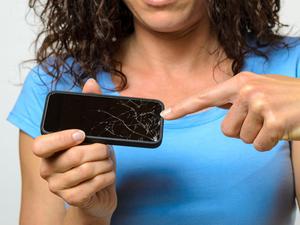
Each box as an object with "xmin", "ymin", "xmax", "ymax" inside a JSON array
[
  {"xmin": 160, "ymin": 108, "xmax": 172, "ymax": 119},
  {"xmin": 86, "ymin": 78, "xmax": 97, "ymax": 84},
  {"xmin": 72, "ymin": 130, "xmax": 86, "ymax": 142},
  {"xmin": 82, "ymin": 78, "xmax": 102, "ymax": 94}
]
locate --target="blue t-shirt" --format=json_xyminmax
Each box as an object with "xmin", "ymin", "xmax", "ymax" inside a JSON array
[{"xmin": 7, "ymin": 37, "xmax": 300, "ymax": 225}]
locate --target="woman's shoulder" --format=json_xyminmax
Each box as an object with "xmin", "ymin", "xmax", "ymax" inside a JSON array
[
  {"xmin": 271, "ymin": 36, "xmax": 300, "ymax": 58},
  {"xmin": 246, "ymin": 36, "xmax": 300, "ymax": 77},
  {"xmin": 7, "ymin": 57, "xmax": 82, "ymax": 138},
  {"xmin": 24, "ymin": 57, "xmax": 82, "ymax": 93}
]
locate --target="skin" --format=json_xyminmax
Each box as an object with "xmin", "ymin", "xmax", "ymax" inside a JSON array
[
  {"xmin": 19, "ymin": 0, "xmax": 300, "ymax": 224},
  {"xmin": 161, "ymin": 73, "xmax": 300, "ymax": 149},
  {"xmin": 20, "ymin": 79, "xmax": 116, "ymax": 225}
]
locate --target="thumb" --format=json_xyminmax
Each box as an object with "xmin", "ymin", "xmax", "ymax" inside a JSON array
[{"xmin": 82, "ymin": 78, "xmax": 102, "ymax": 94}]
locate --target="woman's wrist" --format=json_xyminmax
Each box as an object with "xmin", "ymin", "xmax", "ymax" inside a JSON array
[{"xmin": 63, "ymin": 206, "xmax": 112, "ymax": 225}]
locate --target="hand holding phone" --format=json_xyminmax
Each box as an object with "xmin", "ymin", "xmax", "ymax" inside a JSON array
[
  {"xmin": 34, "ymin": 80, "xmax": 118, "ymax": 221},
  {"xmin": 41, "ymin": 91, "xmax": 164, "ymax": 148}
]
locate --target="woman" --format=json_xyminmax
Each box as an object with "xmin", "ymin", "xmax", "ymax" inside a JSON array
[{"xmin": 7, "ymin": 0, "xmax": 300, "ymax": 224}]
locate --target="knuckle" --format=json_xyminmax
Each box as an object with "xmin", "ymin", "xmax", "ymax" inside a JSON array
[
  {"xmin": 64, "ymin": 191, "xmax": 79, "ymax": 206},
  {"xmin": 40, "ymin": 163, "xmax": 51, "ymax": 179},
  {"xmin": 93, "ymin": 143, "xmax": 110, "ymax": 158},
  {"xmin": 94, "ymin": 174, "xmax": 105, "ymax": 186},
  {"xmin": 56, "ymin": 133, "xmax": 70, "ymax": 146},
  {"xmin": 221, "ymin": 122, "xmax": 238, "ymax": 138},
  {"xmin": 67, "ymin": 147, "xmax": 83, "ymax": 165},
  {"xmin": 266, "ymin": 120, "xmax": 284, "ymax": 133},
  {"xmin": 250, "ymin": 98, "xmax": 265, "ymax": 114},
  {"xmin": 78, "ymin": 163, "xmax": 93, "ymax": 176},
  {"xmin": 95, "ymin": 172, "xmax": 115, "ymax": 187},
  {"xmin": 240, "ymin": 84, "xmax": 256, "ymax": 99},
  {"xmin": 64, "ymin": 190, "xmax": 90, "ymax": 207},
  {"xmin": 48, "ymin": 179, "xmax": 59, "ymax": 193},
  {"xmin": 237, "ymin": 72, "xmax": 253, "ymax": 84},
  {"xmin": 268, "ymin": 133, "xmax": 280, "ymax": 146},
  {"xmin": 264, "ymin": 119, "xmax": 284, "ymax": 141}
]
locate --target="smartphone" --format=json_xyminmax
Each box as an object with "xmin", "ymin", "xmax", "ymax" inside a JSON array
[{"xmin": 41, "ymin": 91, "xmax": 164, "ymax": 148}]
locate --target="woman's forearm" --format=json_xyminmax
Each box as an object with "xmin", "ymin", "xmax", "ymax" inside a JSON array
[{"xmin": 63, "ymin": 206, "xmax": 111, "ymax": 225}]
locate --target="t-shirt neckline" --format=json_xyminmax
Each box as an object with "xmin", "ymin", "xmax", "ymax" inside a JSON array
[
  {"xmin": 97, "ymin": 47, "xmax": 264, "ymax": 129},
  {"xmin": 98, "ymin": 71, "xmax": 228, "ymax": 129}
]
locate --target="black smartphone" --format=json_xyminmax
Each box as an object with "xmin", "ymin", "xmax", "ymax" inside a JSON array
[{"xmin": 41, "ymin": 91, "xmax": 164, "ymax": 148}]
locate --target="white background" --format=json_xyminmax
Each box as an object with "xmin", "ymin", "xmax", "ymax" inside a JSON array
[{"xmin": 1, "ymin": 1, "xmax": 300, "ymax": 224}]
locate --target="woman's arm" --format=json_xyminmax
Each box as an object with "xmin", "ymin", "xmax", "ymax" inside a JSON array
[
  {"xmin": 19, "ymin": 131, "xmax": 65, "ymax": 224},
  {"xmin": 19, "ymin": 79, "xmax": 116, "ymax": 225},
  {"xmin": 20, "ymin": 131, "xmax": 114, "ymax": 225},
  {"xmin": 292, "ymin": 141, "xmax": 300, "ymax": 204}
]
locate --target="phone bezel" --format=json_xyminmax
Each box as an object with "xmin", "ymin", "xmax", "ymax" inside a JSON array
[{"xmin": 40, "ymin": 91, "xmax": 165, "ymax": 148}]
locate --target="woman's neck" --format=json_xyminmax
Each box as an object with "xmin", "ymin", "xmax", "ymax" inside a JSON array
[{"xmin": 119, "ymin": 16, "xmax": 227, "ymax": 79}]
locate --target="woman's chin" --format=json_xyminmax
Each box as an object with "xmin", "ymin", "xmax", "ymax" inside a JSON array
[
  {"xmin": 144, "ymin": 23, "xmax": 183, "ymax": 33},
  {"xmin": 137, "ymin": 14, "xmax": 190, "ymax": 33}
]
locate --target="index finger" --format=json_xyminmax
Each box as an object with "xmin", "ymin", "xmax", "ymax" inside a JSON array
[
  {"xmin": 82, "ymin": 78, "xmax": 102, "ymax": 95},
  {"xmin": 33, "ymin": 129, "xmax": 85, "ymax": 158},
  {"xmin": 160, "ymin": 77, "xmax": 239, "ymax": 120}
]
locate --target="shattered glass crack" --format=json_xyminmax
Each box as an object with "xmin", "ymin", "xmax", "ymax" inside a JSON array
[{"xmin": 81, "ymin": 98, "xmax": 162, "ymax": 142}]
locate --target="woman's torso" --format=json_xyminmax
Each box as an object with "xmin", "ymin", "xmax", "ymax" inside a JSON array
[
  {"xmin": 96, "ymin": 40, "xmax": 300, "ymax": 225},
  {"xmin": 99, "ymin": 75, "xmax": 295, "ymax": 225},
  {"xmin": 8, "ymin": 37, "xmax": 300, "ymax": 225}
]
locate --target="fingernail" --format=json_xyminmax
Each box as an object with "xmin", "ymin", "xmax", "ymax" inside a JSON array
[
  {"xmin": 160, "ymin": 108, "xmax": 172, "ymax": 118},
  {"xmin": 86, "ymin": 78, "xmax": 95, "ymax": 84},
  {"xmin": 72, "ymin": 130, "xmax": 85, "ymax": 142}
]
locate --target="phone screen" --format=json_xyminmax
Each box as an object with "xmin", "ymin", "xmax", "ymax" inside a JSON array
[{"xmin": 42, "ymin": 92, "xmax": 164, "ymax": 147}]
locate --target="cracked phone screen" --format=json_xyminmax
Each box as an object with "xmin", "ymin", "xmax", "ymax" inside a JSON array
[{"xmin": 44, "ymin": 93, "xmax": 164, "ymax": 143}]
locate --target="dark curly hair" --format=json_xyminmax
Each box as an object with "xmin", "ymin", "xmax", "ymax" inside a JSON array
[{"xmin": 29, "ymin": 0, "xmax": 286, "ymax": 90}]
